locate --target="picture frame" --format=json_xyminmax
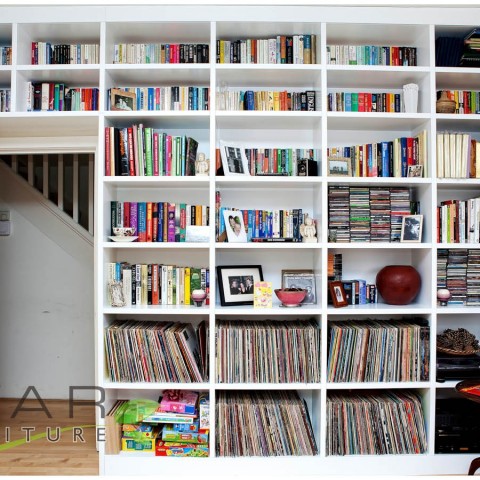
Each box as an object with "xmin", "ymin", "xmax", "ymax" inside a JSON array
[
  {"xmin": 108, "ymin": 281, "xmax": 126, "ymax": 307},
  {"xmin": 328, "ymin": 156, "xmax": 352, "ymax": 177},
  {"xmin": 281, "ymin": 269, "xmax": 316, "ymax": 304},
  {"xmin": 401, "ymin": 214, "xmax": 423, "ymax": 243},
  {"xmin": 219, "ymin": 142, "xmax": 250, "ymax": 176},
  {"xmin": 110, "ymin": 88, "xmax": 136, "ymax": 111},
  {"xmin": 328, "ymin": 281, "xmax": 348, "ymax": 308},
  {"xmin": 217, "ymin": 265, "xmax": 263, "ymax": 306},
  {"xmin": 407, "ymin": 164, "xmax": 423, "ymax": 178},
  {"xmin": 222, "ymin": 209, "xmax": 248, "ymax": 243}
]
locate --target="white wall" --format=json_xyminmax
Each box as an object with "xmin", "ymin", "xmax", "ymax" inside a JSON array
[{"xmin": 0, "ymin": 195, "xmax": 94, "ymax": 400}]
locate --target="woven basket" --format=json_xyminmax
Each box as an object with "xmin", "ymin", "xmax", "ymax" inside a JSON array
[
  {"xmin": 436, "ymin": 91, "xmax": 456, "ymax": 114},
  {"xmin": 437, "ymin": 345, "xmax": 480, "ymax": 356}
]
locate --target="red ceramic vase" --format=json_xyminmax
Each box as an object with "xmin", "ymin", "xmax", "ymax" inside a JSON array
[{"xmin": 375, "ymin": 265, "xmax": 421, "ymax": 305}]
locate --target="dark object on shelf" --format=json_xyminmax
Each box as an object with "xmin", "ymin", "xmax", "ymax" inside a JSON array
[
  {"xmin": 436, "ymin": 353, "xmax": 480, "ymax": 381},
  {"xmin": 375, "ymin": 265, "xmax": 421, "ymax": 305},
  {"xmin": 435, "ymin": 36, "xmax": 464, "ymax": 67},
  {"xmin": 436, "ymin": 91, "xmax": 456, "ymax": 114},
  {"xmin": 435, "ymin": 398, "xmax": 480, "ymax": 454},
  {"xmin": 297, "ymin": 158, "xmax": 317, "ymax": 176}
]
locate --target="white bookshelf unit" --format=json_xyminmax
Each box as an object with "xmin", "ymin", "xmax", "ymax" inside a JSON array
[{"xmin": 2, "ymin": 4, "xmax": 480, "ymax": 475}]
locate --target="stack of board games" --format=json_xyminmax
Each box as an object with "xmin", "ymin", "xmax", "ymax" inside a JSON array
[
  {"xmin": 121, "ymin": 424, "xmax": 161, "ymax": 452},
  {"xmin": 142, "ymin": 390, "xmax": 209, "ymax": 457}
]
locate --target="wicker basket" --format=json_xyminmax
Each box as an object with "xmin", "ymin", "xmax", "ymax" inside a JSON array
[
  {"xmin": 436, "ymin": 91, "xmax": 456, "ymax": 114},
  {"xmin": 437, "ymin": 345, "xmax": 480, "ymax": 356}
]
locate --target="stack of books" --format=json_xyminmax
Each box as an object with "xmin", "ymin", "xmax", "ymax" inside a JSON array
[{"xmin": 460, "ymin": 28, "xmax": 480, "ymax": 67}]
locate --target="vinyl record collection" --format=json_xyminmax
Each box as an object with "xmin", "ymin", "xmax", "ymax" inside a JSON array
[
  {"xmin": 327, "ymin": 319, "xmax": 430, "ymax": 383},
  {"xmin": 216, "ymin": 390, "xmax": 318, "ymax": 457},
  {"xmin": 216, "ymin": 319, "xmax": 321, "ymax": 383},
  {"xmin": 105, "ymin": 320, "xmax": 208, "ymax": 383},
  {"xmin": 326, "ymin": 390, "xmax": 427, "ymax": 455}
]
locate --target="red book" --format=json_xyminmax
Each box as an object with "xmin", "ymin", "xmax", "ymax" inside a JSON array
[
  {"xmin": 49, "ymin": 83, "xmax": 54, "ymax": 110},
  {"xmin": 152, "ymin": 264, "xmax": 159, "ymax": 305},
  {"xmin": 365, "ymin": 93, "xmax": 372, "ymax": 112},
  {"xmin": 123, "ymin": 202, "xmax": 130, "ymax": 228},
  {"xmin": 105, "ymin": 127, "xmax": 111, "ymax": 176},
  {"xmin": 407, "ymin": 137, "xmax": 414, "ymax": 166},
  {"xmin": 152, "ymin": 203, "xmax": 158, "ymax": 242},
  {"xmin": 358, "ymin": 92, "xmax": 365, "ymax": 112},
  {"xmin": 146, "ymin": 202, "xmax": 153, "ymax": 242},
  {"xmin": 127, "ymin": 127, "xmax": 135, "ymax": 176}
]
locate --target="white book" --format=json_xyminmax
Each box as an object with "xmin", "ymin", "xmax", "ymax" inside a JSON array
[
  {"xmin": 41, "ymin": 83, "xmax": 49, "ymax": 111},
  {"xmin": 122, "ymin": 266, "xmax": 132, "ymax": 307},
  {"xmin": 437, "ymin": 132, "xmax": 444, "ymax": 178},
  {"xmin": 161, "ymin": 265, "xmax": 168, "ymax": 305},
  {"xmin": 298, "ymin": 35, "xmax": 304, "ymax": 64},
  {"xmin": 268, "ymin": 38, "xmax": 276, "ymax": 64}
]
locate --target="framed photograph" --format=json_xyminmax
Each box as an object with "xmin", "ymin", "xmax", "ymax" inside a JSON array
[
  {"xmin": 281, "ymin": 269, "xmax": 316, "ymax": 304},
  {"xmin": 401, "ymin": 214, "xmax": 423, "ymax": 243},
  {"xmin": 219, "ymin": 142, "xmax": 249, "ymax": 176},
  {"xmin": 217, "ymin": 265, "xmax": 263, "ymax": 306},
  {"xmin": 223, "ymin": 209, "xmax": 248, "ymax": 243},
  {"xmin": 407, "ymin": 164, "xmax": 423, "ymax": 178},
  {"xmin": 110, "ymin": 88, "xmax": 136, "ymax": 111},
  {"xmin": 329, "ymin": 281, "xmax": 348, "ymax": 308},
  {"xmin": 328, "ymin": 156, "xmax": 352, "ymax": 177}
]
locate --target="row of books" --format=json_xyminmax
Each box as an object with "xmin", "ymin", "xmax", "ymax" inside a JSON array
[
  {"xmin": 328, "ymin": 186, "xmax": 417, "ymax": 243},
  {"xmin": 216, "ymin": 147, "xmax": 319, "ymax": 177},
  {"xmin": 460, "ymin": 28, "xmax": 480, "ymax": 67},
  {"xmin": 438, "ymin": 89, "xmax": 480, "ymax": 114},
  {"xmin": 216, "ymin": 89, "xmax": 318, "ymax": 111},
  {"xmin": 216, "ymin": 34, "xmax": 317, "ymax": 64},
  {"xmin": 328, "ymin": 252, "xmax": 343, "ymax": 281},
  {"xmin": 26, "ymin": 83, "xmax": 99, "ymax": 111},
  {"xmin": 105, "ymin": 320, "xmax": 208, "ymax": 383},
  {"xmin": 111, "ymin": 201, "xmax": 209, "ymax": 243},
  {"xmin": 333, "ymin": 279, "xmax": 378, "ymax": 305},
  {"xmin": 437, "ymin": 197, "xmax": 480, "ymax": 243},
  {"xmin": 437, "ymin": 249, "xmax": 480, "ymax": 306},
  {"xmin": 217, "ymin": 206, "xmax": 306, "ymax": 242},
  {"xmin": 215, "ymin": 319, "xmax": 320, "ymax": 383},
  {"xmin": 327, "ymin": 130, "xmax": 427, "ymax": 177},
  {"xmin": 104, "ymin": 125, "xmax": 199, "ymax": 176},
  {"xmin": 0, "ymin": 89, "xmax": 10, "ymax": 112},
  {"xmin": 327, "ymin": 319, "xmax": 430, "ymax": 383},
  {"xmin": 326, "ymin": 390, "xmax": 427, "ymax": 455},
  {"xmin": 216, "ymin": 390, "xmax": 318, "ymax": 457},
  {"xmin": 106, "ymin": 263, "xmax": 209, "ymax": 307},
  {"xmin": 106, "ymin": 86, "xmax": 209, "ymax": 111},
  {"xmin": 326, "ymin": 45, "xmax": 417, "ymax": 66},
  {"xmin": 436, "ymin": 132, "xmax": 480, "ymax": 179},
  {"xmin": 327, "ymin": 91, "xmax": 402, "ymax": 112},
  {"xmin": 31, "ymin": 42, "xmax": 99, "ymax": 65},
  {"xmin": 0, "ymin": 46, "xmax": 11, "ymax": 65},
  {"xmin": 113, "ymin": 43, "xmax": 209, "ymax": 64}
]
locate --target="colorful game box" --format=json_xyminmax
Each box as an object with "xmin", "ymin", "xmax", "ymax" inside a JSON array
[
  {"xmin": 121, "ymin": 436, "xmax": 157, "ymax": 452},
  {"xmin": 122, "ymin": 424, "xmax": 159, "ymax": 439},
  {"xmin": 171, "ymin": 420, "xmax": 200, "ymax": 433},
  {"xmin": 160, "ymin": 390, "xmax": 198, "ymax": 415},
  {"xmin": 161, "ymin": 426, "xmax": 209, "ymax": 444},
  {"xmin": 199, "ymin": 392, "xmax": 210, "ymax": 429},
  {"xmin": 155, "ymin": 441, "xmax": 209, "ymax": 457}
]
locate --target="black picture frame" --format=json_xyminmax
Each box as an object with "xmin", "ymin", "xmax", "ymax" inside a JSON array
[{"xmin": 217, "ymin": 265, "xmax": 263, "ymax": 306}]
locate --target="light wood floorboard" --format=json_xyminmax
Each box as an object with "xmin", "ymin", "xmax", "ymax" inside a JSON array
[{"xmin": 0, "ymin": 399, "xmax": 99, "ymax": 475}]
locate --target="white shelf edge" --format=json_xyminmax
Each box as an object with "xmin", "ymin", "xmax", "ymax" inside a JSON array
[
  {"xmin": 326, "ymin": 381, "xmax": 430, "ymax": 390},
  {"xmin": 327, "ymin": 111, "xmax": 431, "ymax": 119},
  {"xmin": 102, "ymin": 381, "xmax": 211, "ymax": 390},
  {"xmin": 103, "ymin": 305, "xmax": 211, "ymax": 314},
  {"xmin": 326, "ymin": 65, "xmax": 430, "ymax": 73},
  {"xmin": 105, "ymin": 63, "xmax": 210, "ymax": 70},
  {"xmin": 327, "ymin": 242, "xmax": 432, "ymax": 249},
  {"xmin": 103, "ymin": 241, "xmax": 210, "ymax": 249},
  {"xmin": 215, "ymin": 242, "xmax": 321, "ymax": 249},
  {"xmin": 327, "ymin": 305, "xmax": 432, "ymax": 315}
]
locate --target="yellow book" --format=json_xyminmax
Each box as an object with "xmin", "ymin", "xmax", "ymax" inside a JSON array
[
  {"xmin": 273, "ymin": 91, "xmax": 280, "ymax": 111},
  {"xmin": 184, "ymin": 267, "xmax": 191, "ymax": 305},
  {"xmin": 141, "ymin": 264, "xmax": 148, "ymax": 305}
]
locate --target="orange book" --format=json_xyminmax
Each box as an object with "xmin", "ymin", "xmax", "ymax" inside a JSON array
[{"xmin": 146, "ymin": 202, "xmax": 153, "ymax": 242}]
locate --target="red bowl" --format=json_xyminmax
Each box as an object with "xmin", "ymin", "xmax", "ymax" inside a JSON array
[{"xmin": 274, "ymin": 289, "xmax": 307, "ymax": 307}]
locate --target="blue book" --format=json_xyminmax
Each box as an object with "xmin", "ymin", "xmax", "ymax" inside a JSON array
[
  {"xmin": 158, "ymin": 202, "xmax": 164, "ymax": 242},
  {"xmin": 344, "ymin": 92, "xmax": 352, "ymax": 111},
  {"xmin": 247, "ymin": 210, "xmax": 254, "ymax": 241},
  {"xmin": 138, "ymin": 202, "xmax": 147, "ymax": 241},
  {"xmin": 148, "ymin": 87, "xmax": 154, "ymax": 110},
  {"xmin": 380, "ymin": 141, "xmax": 390, "ymax": 177},
  {"xmin": 245, "ymin": 90, "xmax": 255, "ymax": 110},
  {"xmin": 400, "ymin": 137, "xmax": 408, "ymax": 177}
]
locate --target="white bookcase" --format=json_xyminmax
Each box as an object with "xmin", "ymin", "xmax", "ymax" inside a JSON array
[{"xmin": 1, "ymin": 4, "xmax": 480, "ymax": 475}]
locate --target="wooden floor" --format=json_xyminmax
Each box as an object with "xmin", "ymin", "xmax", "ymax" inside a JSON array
[{"xmin": 0, "ymin": 399, "xmax": 98, "ymax": 475}]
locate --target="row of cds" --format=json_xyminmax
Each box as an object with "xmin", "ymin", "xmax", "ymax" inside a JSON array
[
  {"xmin": 328, "ymin": 186, "xmax": 414, "ymax": 242},
  {"xmin": 326, "ymin": 390, "xmax": 427, "ymax": 456},
  {"xmin": 215, "ymin": 319, "xmax": 321, "ymax": 383},
  {"xmin": 216, "ymin": 390, "xmax": 318, "ymax": 457},
  {"xmin": 327, "ymin": 319, "xmax": 430, "ymax": 383}
]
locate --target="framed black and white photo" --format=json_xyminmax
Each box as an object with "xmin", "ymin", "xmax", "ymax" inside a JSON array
[
  {"xmin": 407, "ymin": 164, "xmax": 423, "ymax": 178},
  {"xmin": 401, "ymin": 214, "xmax": 423, "ymax": 243},
  {"xmin": 328, "ymin": 156, "xmax": 352, "ymax": 177},
  {"xmin": 110, "ymin": 88, "xmax": 136, "ymax": 111},
  {"xmin": 222, "ymin": 209, "xmax": 248, "ymax": 243},
  {"xmin": 219, "ymin": 142, "xmax": 249, "ymax": 176},
  {"xmin": 281, "ymin": 269, "xmax": 316, "ymax": 304},
  {"xmin": 217, "ymin": 265, "xmax": 263, "ymax": 306}
]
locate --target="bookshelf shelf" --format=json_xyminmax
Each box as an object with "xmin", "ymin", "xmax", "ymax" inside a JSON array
[{"xmin": 3, "ymin": 4, "xmax": 480, "ymax": 475}]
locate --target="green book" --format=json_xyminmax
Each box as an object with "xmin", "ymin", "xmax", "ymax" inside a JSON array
[
  {"xmin": 351, "ymin": 93, "xmax": 359, "ymax": 112},
  {"xmin": 144, "ymin": 127, "xmax": 153, "ymax": 176}
]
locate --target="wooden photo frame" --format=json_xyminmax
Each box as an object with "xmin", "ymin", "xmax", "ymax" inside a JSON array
[
  {"xmin": 329, "ymin": 281, "xmax": 348, "ymax": 308},
  {"xmin": 407, "ymin": 164, "xmax": 423, "ymax": 178},
  {"xmin": 401, "ymin": 214, "xmax": 423, "ymax": 243},
  {"xmin": 219, "ymin": 142, "xmax": 249, "ymax": 176},
  {"xmin": 328, "ymin": 156, "xmax": 352, "ymax": 177},
  {"xmin": 110, "ymin": 88, "xmax": 136, "ymax": 111},
  {"xmin": 217, "ymin": 265, "xmax": 263, "ymax": 306},
  {"xmin": 281, "ymin": 269, "xmax": 316, "ymax": 304}
]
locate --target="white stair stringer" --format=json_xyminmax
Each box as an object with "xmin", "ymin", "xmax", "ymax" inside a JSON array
[{"xmin": 0, "ymin": 160, "xmax": 93, "ymax": 262}]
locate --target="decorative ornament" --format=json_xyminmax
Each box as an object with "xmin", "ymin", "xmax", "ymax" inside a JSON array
[
  {"xmin": 195, "ymin": 152, "xmax": 209, "ymax": 176},
  {"xmin": 191, "ymin": 289, "xmax": 207, "ymax": 307},
  {"xmin": 375, "ymin": 265, "xmax": 421, "ymax": 305},
  {"xmin": 437, "ymin": 288, "xmax": 451, "ymax": 306},
  {"xmin": 300, "ymin": 214, "xmax": 317, "ymax": 243}
]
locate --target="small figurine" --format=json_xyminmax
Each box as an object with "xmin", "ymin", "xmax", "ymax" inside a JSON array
[
  {"xmin": 195, "ymin": 152, "xmax": 209, "ymax": 176},
  {"xmin": 300, "ymin": 214, "xmax": 317, "ymax": 243}
]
